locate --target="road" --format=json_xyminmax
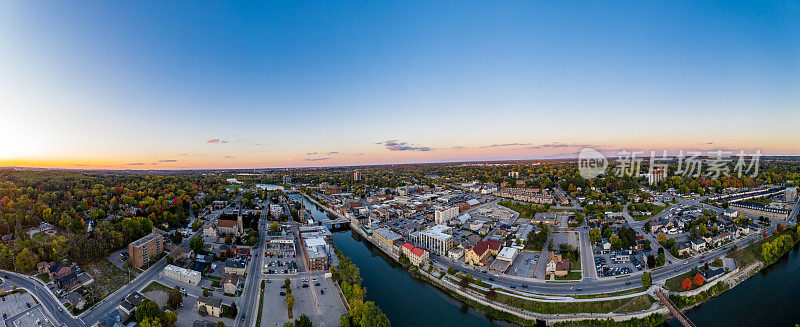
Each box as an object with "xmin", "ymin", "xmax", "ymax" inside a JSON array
[
  {"xmin": 238, "ymin": 204, "xmax": 268, "ymax": 327},
  {"xmin": 431, "ymin": 194, "xmax": 774, "ymax": 297}
]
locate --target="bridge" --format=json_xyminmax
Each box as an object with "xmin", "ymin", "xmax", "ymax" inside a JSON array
[
  {"xmin": 654, "ymin": 288, "xmax": 695, "ymax": 327},
  {"xmin": 319, "ymin": 217, "xmax": 351, "ymax": 229}
]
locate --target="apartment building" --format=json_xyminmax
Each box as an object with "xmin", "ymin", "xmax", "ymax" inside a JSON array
[{"xmin": 128, "ymin": 230, "xmax": 164, "ymax": 268}]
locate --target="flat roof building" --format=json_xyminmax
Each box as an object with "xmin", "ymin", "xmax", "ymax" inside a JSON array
[{"xmin": 128, "ymin": 230, "xmax": 164, "ymax": 269}]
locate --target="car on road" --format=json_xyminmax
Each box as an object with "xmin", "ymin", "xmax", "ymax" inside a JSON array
[
  {"xmin": 315, "ymin": 282, "xmax": 320, "ymax": 286},
  {"xmin": 302, "ymin": 284, "xmax": 309, "ymax": 288},
  {"xmin": 509, "ymin": 284, "xmax": 516, "ymax": 289},
  {"xmin": 576, "ymin": 287, "xmax": 582, "ymax": 291}
]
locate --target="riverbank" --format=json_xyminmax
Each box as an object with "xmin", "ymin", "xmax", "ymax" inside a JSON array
[{"xmin": 300, "ymin": 191, "xmax": 800, "ymax": 326}]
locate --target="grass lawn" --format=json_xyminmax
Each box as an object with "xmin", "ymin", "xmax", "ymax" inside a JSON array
[
  {"xmin": 36, "ymin": 273, "xmax": 50, "ymax": 283},
  {"xmin": 492, "ymin": 292, "xmax": 647, "ymax": 314},
  {"xmin": 616, "ymin": 295, "xmax": 655, "ymax": 313},
  {"xmin": 555, "ymin": 271, "xmax": 582, "ymax": 280},
  {"xmin": 84, "ymin": 259, "xmax": 133, "ymax": 298},
  {"xmin": 574, "ymin": 286, "xmax": 647, "ymax": 299},
  {"xmin": 142, "ymin": 281, "xmax": 172, "ymax": 293},
  {"xmin": 664, "ymin": 271, "xmax": 694, "ymax": 292},
  {"xmin": 631, "ymin": 204, "xmax": 666, "ymax": 221}
]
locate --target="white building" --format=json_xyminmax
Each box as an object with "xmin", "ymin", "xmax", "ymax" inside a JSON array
[
  {"xmin": 418, "ymin": 225, "xmax": 453, "ymax": 256},
  {"xmin": 163, "ymin": 264, "xmax": 201, "ymax": 286},
  {"xmin": 434, "ymin": 206, "xmax": 459, "ymax": 225},
  {"xmin": 786, "ymin": 187, "xmax": 798, "ymax": 202},
  {"xmin": 270, "ymin": 204, "xmax": 283, "ymax": 218},
  {"xmin": 496, "ymin": 247, "xmax": 518, "ymax": 262}
]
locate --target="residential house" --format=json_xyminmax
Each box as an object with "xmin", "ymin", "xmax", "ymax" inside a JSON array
[{"xmin": 197, "ymin": 296, "xmax": 222, "ymax": 317}]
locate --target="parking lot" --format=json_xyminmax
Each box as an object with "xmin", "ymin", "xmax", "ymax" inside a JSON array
[
  {"xmin": 594, "ymin": 250, "xmax": 644, "ymax": 278},
  {"xmin": 261, "ymin": 276, "xmax": 345, "ymax": 327},
  {"xmin": 263, "ymin": 258, "xmax": 299, "ymax": 275},
  {"xmin": 0, "ymin": 292, "xmax": 43, "ymax": 322},
  {"xmin": 506, "ymin": 251, "xmax": 539, "ymax": 278}
]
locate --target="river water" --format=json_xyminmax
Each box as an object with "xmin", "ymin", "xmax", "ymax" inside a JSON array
[{"xmin": 287, "ymin": 191, "xmax": 799, "ymax": 327}]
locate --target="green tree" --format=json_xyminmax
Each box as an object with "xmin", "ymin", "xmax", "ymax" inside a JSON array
[
  {"xmin": 641, "ymin": 271, "xmax": 652, "ymax": 288},
  {"xmin": 189, "ymin": 237, "xmax": 204, "ymax": 254},
  {"xmin": 295, "ymin": 314, "xmax": 313, "ymax": 327},
  {"xmin": 168, "ymin": 286, "xmax": 183, "ymax": 309},
  {"xmin": 163, "ymin": 311, "xmax": 177, "ymax": 327},
  {"xmin": 135, "ymin": 299, "xmax": 161, "ymax": 323},
  {"xmin": 270, "ymin": 222, "xmax": 280, "ymax": 232}
]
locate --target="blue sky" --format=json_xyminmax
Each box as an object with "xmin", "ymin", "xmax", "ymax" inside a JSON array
[{"xmin": 1, "ymin": 1, "xmax": 798, "ymax": 168}]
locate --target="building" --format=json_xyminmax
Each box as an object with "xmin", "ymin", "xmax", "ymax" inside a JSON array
[
  {"xmin": 48, "ymin": 263, "xmax": 71, "ymax": 280},
  {"xmin": 373, "ymin": 227, "xmax": 403, "ymax": 248},
  {"xmin": 119, "ymin": 292, "xmax": 145, "ymax": 316},
  {"xmin": 545, "ymin": 252, "xmax": 570, "ymax": 277},
  {"xmin": 676, "ymin": 243, "xmax": 691, "ymax": 256},
  {"xmin": 217, "ymin": 214, "xmax": 244, "ymax": 236},
  {"xmin": 128, "ymin": 230, "xmax": 164, "ymax": 268},
  {"xmin": 302, "ymin": 237, "xmax": 330, "ymax": 271},
  {"xmin": 353, "ymin": 170, "xmax": 361, "ymax": 181},
  {"xmin": 224, "ymin": 259, "xmax": 246, "ymax": 275},
  {"xmin": 723, "ymin": 209, "xmax": 739, "ymax": 219},
  {"xmin": 489, "ymin": 247, "xmax": 518, "ymax": 273},
  {"xmin": 163, "ymin": 264, "xmax": 201, "ymax": 286},
  {"xmin": 400, "ymin": 242, "xmax": 429, "ymax": 267},
  {"xmin": 646, "ymin": 168, "xmax": 666, "ymax": 185},
  {"xmin": 730, "ymin": 202, "xmax": 791, "ymax": 221},
  {"xmin": 508, "ymin": 171, "xmax": 520, "ymax": 178},
  {"xmin": 203, "ymin": 225, "xmax": 217, "ymax": 238},
  {"xmin": 690, "ymin": 239, "xmax": 706, "ymax": 252},
  {"xmin": 269, "ymin": 204, "xmax": 284, "ymax": 218},
  {"xmin": 282, "ymin": 175, "xmax": 292, "ymax": 184},
  {"xmin": 222, "ymin": 273, "xmax": 240, "ymax": 294},
  {"xmin": 434, "ymin": 206, "xmax": 459, "ymax": 225},
  {"xmin": 197, "ymin": 296, "xmax": 222, "ymax": 317},
  {"xmin": 787, "ymin": 187, "xmax": 798, "ymax": 202},
  {"xmin": 417, "ymin": 225, "xmax": 453, "ymax": 256},
  {"xmin": 465, "ymin": 240, "xmax": 503, "ymax": 266}
]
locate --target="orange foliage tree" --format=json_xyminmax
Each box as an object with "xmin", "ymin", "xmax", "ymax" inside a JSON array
[
  {"xmin": 681, "ymin": 278, "xmax": 692, "ymax": 291},
  {"xmin": 693, "ymin": 273, "xmax": 704, "ymax": 286}
]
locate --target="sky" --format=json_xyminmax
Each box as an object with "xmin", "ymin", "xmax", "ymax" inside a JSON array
[{"xmin": 1, "ymin": 1, "xmax": 798, "ymax": 169}]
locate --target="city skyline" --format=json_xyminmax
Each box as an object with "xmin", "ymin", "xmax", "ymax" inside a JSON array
[{"xmin": 2, "ymin": 1, "xmax": 798, "ymax": 169}]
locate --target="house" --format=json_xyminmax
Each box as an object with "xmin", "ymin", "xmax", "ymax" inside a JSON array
[
  {"xmin": 690, "ymin": 239, "xmax": 706, "ymax": 252},
  {"xmin": 676, "ymin": 243, "xmax": 691, "ymax": 256},
  {"xmin": 119, "ymin": 292, "xmax": 145, "ymax": 316},
  {"xmin": 703, "ymin": 267, "xmax": 724, "ymax": 281},
  {"xmin": 49, "ymin": 263, "xmax": 72, "ymax": 280},
  {"xmin": 224, "ymin": 259, "xmax": 246, "ymax": 275},
  {"xmin": 198, "ymin": 296, "xmax": 222, "ymax": 317},
  {"xmin": 222, "ymin": 273, "xmax": 240, "ymax": 294},
  {"xmin": 203, "ymin": 225, "xmax": 217, "ymax": 238},
  {"xmin": 65, "ymin": 292, "xmax": 87, "ymax": 311},
  {"xmin": 37, "ymin": 261, "xmax": 52, "ymax": 275},
  {"xmin": 545, "ymin": 252, "xmax": 570, "ymax": 277}
]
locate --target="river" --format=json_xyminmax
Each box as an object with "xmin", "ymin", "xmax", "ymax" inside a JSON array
[{"xmin": 287, "ymin": 191, "xmax": 800, "ymax": 327}]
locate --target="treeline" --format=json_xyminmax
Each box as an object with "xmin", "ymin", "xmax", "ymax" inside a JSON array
[
  {"xmin": 331, "ymin": 247, "xmax": 390, "ymax": 327},
  {"xmin": 0, "ymin": 170, "xmax": 231, "ymax": 272},
  {"xmin": 761, "ymin": 226, "xmax": 800, "ymax": 265}
]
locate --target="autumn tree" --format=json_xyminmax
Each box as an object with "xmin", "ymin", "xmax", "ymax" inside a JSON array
[
  {"xmin": 693, "ymin": 273, "xmax": 704, "ymax": 286},
  {"xmin": 681, "ymin": 278, "xmax": 692, "ymax": 291}
]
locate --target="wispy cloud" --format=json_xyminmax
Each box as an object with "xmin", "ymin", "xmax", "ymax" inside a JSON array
[
  {"xmin": 326, "ymin": 151, "xmax": 339, "ymax": 155},
  {"xmin": 706, "ymin": 141, "xmax": 714, "ymax": 145},
  {"xmin": 224, "ymin": 155, "xmax": 236, "ymax": 159},
  {"xmin": 450, "ymin": 146, "xmax": 466, "ymax": 150},
  {"xmin": 125, "ymin": 162, "xmax": 145, "ymax": 166},
  {"xmin": 481, "ymin": 142, "xmax": 531, "ymax": 148},
  {"xmin": 158, "ymin": 159, "xmax": 177, "ymax": 163},
  {"xmin": 306, "ymin": 152, "xmax": 318, "ymax": 155},
  {"xmin": 376, "ymin": 140, "xmax": 433, "ymax": 152},
  {"xmin": 527, "ymin": 142, "xmax": 606, "ymax": 149},
  {"xmin": 305, "ymin": 157, "xmax": 331, "ymax": 161},
  {"xmin": 206, "ymin": 138, "xmax": 228, "ymax": 144}
]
